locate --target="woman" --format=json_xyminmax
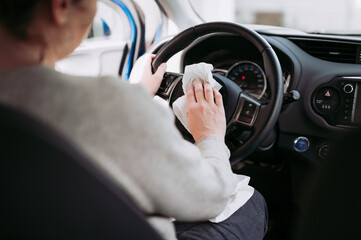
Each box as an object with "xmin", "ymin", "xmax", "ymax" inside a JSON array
[{"xmin": 0, "ymin": 0, "xmax": 267, "ymax": 239}]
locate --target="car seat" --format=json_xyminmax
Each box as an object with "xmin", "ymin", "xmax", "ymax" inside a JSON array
[{"xmin": 0, "ymin": 104, "xmax": 163, "ymax": 239}]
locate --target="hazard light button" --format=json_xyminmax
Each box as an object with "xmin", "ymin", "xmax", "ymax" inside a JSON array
[{"xmin": 322, "ymin": 88, "xmax": 334, "ymax": 99}]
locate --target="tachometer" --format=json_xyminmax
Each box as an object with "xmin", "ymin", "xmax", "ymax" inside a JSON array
[{"xmin": 226, "ymin": 61, "xmax": 266, "ymax": 99}]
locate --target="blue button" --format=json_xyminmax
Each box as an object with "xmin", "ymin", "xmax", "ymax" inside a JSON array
[{"xmin": 294, "ymin": 137, "xmax": 310, "ymax": 152}]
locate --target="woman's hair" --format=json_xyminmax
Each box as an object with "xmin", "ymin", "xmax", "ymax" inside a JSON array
[{"xmin": 0, "ymin": 0, "xmax": 49, "ymax": 40}]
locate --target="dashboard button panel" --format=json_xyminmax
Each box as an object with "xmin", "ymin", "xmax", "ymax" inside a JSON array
[
  {"xmin": 314, "ymin": 87, "xmax": 340, "ymax": 115},
  {"xmin": 312, "ymin": 77, "xmax": 361, "ymax": 127}
]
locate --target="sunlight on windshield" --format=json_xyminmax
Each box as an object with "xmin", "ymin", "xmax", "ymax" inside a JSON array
[{"xmin": 189, "ymin": 0, "xmax": 361, "ymax": 34}]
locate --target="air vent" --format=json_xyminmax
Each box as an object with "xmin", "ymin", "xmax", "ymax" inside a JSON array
[{"xmin": 289, "ymin": 38, "xmax": 360, "ymax": 64}]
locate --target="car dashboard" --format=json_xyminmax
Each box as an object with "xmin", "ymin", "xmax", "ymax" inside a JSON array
[{"xmin": 176, "ymin": 27, "xmax": 361, "ymax": 163}]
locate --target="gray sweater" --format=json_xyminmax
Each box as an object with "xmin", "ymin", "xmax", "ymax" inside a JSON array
[{"xmin": 0, "ymin": 65, "xmax": 235, "ymax": 239}]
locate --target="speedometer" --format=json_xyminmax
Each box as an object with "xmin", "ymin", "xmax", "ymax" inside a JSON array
[{"xmin": 226, "ymin": 61, "xmax": 266, "ymax": 99}]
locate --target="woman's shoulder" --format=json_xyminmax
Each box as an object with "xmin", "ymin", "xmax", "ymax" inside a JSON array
[{"xmin": 0, "ymin": 64, "xmax": 158, "ymax": 116}]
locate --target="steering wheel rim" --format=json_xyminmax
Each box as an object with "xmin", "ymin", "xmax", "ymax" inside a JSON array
[{"xmin": 153, "ymin": 22, "xmax": 283, "ymax": 164}]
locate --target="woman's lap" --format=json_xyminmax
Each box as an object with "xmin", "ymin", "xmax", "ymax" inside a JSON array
[{"xmin": 174, "ymin": 190, "xmax": 268, "ymax": 240}]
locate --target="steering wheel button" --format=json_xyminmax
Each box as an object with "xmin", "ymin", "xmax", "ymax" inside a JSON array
[
  {"xmin": 239, "ymin": 115, "xmax": 252, "ymax": 124},
  {"xmin": 241, "ymin": 109, "xmax": 254, "ymax": 118},
  {"xmin": 242, "ymin": 101, "xmax": 256, "ymax": 113},
  {"xmin": 164, "ymin": 76, "xmax": 172, "ymax": 86},
  {"xmin": 158, "ymin": 73, "xmax": 181, "ymax": 95},
  {"xmin": 159, "ymin": 84, "xmax": 167, "ymax": 91}
]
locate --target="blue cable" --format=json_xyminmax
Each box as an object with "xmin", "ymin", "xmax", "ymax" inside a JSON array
[{"xmin": 111, "ymin": 0, "xmax": 136, "ymax": 81}]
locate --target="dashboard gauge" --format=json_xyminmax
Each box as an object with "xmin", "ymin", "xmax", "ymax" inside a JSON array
[{"xmin": 226, "ymin": 61, "xmax": 267, "ymax": 99}]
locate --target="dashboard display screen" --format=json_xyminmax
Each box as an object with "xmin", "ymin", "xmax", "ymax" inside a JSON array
[{"xmin": 354, "ymin": 83, "xmax": 361, "ymax": 124}]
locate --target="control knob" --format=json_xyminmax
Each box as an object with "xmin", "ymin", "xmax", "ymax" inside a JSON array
[{"xmin": 343, "ymin": 84, "xmax": 354, "ymax": 94}]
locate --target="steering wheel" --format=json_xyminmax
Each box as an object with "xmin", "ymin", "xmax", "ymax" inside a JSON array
[{"xmin": 152, "ymin": 22, "xmax": 283, "ymax": 164}]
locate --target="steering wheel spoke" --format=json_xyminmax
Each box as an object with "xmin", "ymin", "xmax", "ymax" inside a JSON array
[
  {"xmin": 228, "ymin": 92, "xmax": 261, "ymax": 128},
  {"xmin": 156, "ymin": 72, "xmax": 183, "ymax": 100}
]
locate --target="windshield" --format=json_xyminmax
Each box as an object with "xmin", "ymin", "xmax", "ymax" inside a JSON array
[{"xmin": 188, "ymin": 0, "xmax": 361, "ymax": 35}]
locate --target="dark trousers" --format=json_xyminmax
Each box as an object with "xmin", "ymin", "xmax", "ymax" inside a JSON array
[{"xmin": 174, "ymin": 190, "xmax": 268, "ymax": 240}]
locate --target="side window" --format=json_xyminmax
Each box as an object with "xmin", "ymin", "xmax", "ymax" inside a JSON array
[
  {"xmin": 56, "ymin": 0, "xmax": 168, "ymax": 79},
  {"xmin": 87, "ymin": 16, "xmax": 112, "ymax": 39},
  {"xmin": 87, "ymin": 0, "xmax": 131, "ymax": 41},
  {"xmin": 131, "ymin": 0, "xmax": 164, "ymax": 47}
]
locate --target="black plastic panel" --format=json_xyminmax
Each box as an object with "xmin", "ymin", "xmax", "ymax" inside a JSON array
[{"xmin": 312, "ymin": 77, "xmax": 361, "ymax": 127}]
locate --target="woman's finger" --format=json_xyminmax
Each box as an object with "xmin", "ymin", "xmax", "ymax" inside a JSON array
[
  {"xmin": 186, "ymin": 84, "xmax": 196, "ymax": 104},
  {"xmin": 203, "ymin": 82, "xmax": 214, "ymax": 103},
  {"xmin": 214, "ymin": 88, "xmax": 223, "ymax": 107},
  {"xmin": 154, "ymin": 63, "xmax": 167, "ymax": 79},
  {"xmin": 193, "ymin": 78, "xmax": 204, "ymax": 103}
]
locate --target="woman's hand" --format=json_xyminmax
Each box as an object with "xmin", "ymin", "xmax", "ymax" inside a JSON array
[
  {"xmin": 130, "ymin": 54, "xmax": 167, "ymax": 95},
  {"xmin": 186, "ymin": 78, "xmax": 226, "ymax": 143}
]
